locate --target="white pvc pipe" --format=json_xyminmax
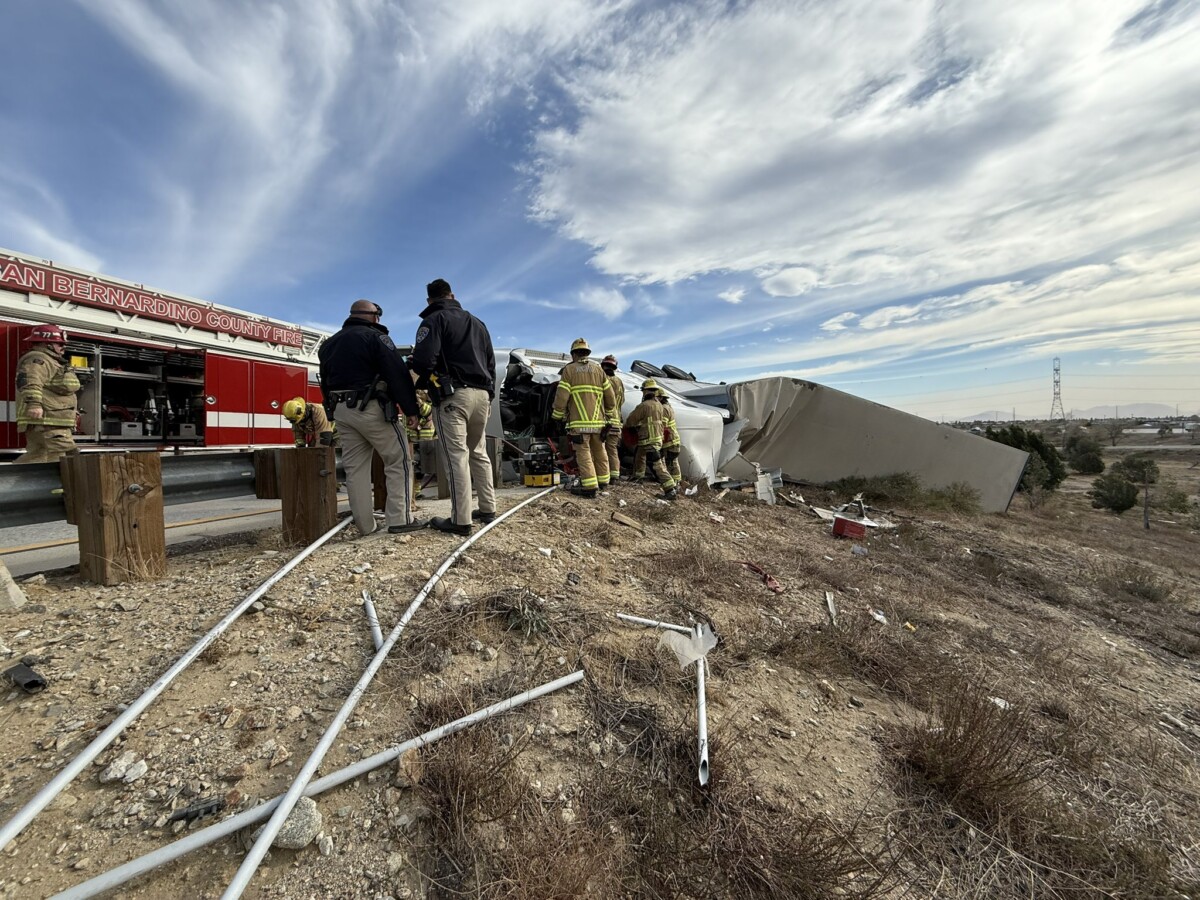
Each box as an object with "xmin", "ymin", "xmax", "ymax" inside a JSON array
[
  {"xmin": 220, "ymin": 486, "xmax": 556, "ymax": 900},
  {"xmin": 0, "ymin": 516, "xmax": 354, "ymax": 852},
  {"xmin": 695, "ymin": 624, "xmax": 710, "ymax": 786},
  {"xmin": 361, "ymin": 589, "xmax": 383, "ymax": 650},
  {"xmin": 615, "ymin": 612, "xmax": 692, "ymax": 634},
  {"xmin": 53, "ymin": 669, "xmax": 583, "ymax": 900}
]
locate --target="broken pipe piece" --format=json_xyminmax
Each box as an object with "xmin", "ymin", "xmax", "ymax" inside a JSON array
[{"xmin": 4, "ymin": 662, "xmax": 47, "ymax": 694}]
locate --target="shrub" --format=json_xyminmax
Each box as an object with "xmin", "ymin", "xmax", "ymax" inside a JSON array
[
  {"xmin": 1110, "ymin": 453, "xmax": 1158, "ymax": 485},
  {"xmin": 1064, "ymin": 429, "xmax": 1105, "ymax": 474},
  {"xmin": 986, "ymin": 425, "xmax": 1067, "ymax": 491},
  {"xmin": 1090, "ymin": 471, "xmax": 1138, "ymax": 514},
  {"xmin": 1152, "ymin": 476, "xmax": 1191, "ymax": 514}
]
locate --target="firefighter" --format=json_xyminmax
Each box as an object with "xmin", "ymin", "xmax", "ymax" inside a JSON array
[
  {"xmin": 658, "ymin": 388, "xmax": 683, "ymax": 485},
  {"xmin": 551, "ymin": 338, "xmax": 617, "ymax": 498},
  {"xmin": 15, "ymin": 324, "xmax": 80, "ymax": 464},
  {"xmin": 282, "ymin": 396, "xmax": 334, "ymax": 448},
  {"xmin": 624, "ymin": 379, "xmax": 677, "ymax": 499},
  {"xmin": 599, "ymin": 354, "xmax": 625, "ymax": 480},
  {"xmin": 404, "ymin": 375, "xmax": 436, "ymax": 511}
]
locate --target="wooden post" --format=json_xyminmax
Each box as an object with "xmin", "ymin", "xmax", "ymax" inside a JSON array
[
  {"xmin": 253, "ymin": 449, "xmax": 282, "ymax": 500},
  {"xmin": 66, "ymin": 451, "xmax": 166, "ymax": 586},
  {"xmin": 371, "ymin": 451, "xmax": 386, "ymax": 511},
  {"xmin": 279, "ymin": 446, "xmax": 338, "ymax": 544},
  {"xmin": 58, "ymin": 450, "xmax": 80, "ymax": 526}
]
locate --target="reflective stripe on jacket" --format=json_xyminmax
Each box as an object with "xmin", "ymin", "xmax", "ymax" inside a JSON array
[
  {"xmin": 552, "ymin": 359, "xmax": 616, "ymax": 433},
  {"xmin": 625, "ymin": 398, "xmax": 665, "ymax": 448},
  {"xmin": 661, "ymin": 402, "xmax": 680, "ymax": 449},
  {"xmin": 16, "ymin": 349, "xmax": 79, "ymax": 430},
  {"xmin": 606, "ymin": 376, "xmax": 625, "ymax": 426}
]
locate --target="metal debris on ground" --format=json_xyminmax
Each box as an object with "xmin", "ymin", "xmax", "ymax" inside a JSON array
[
  {"xmin": 610, "ymin": 511, "xmax": 646, "ymax": 533},
  {"xmin": 708, "ymin": 512, "xmax": 726, "ymax": 524},
  {"xmin": 3, "ymin": 662, "xmax": 47, "ymax": 693},
  {"xmin": 869, "ymin": 608, "xmax": 889, "ymax": 625},
  {"xmin": 168, "ymin": 798, "xmax": 226, "ymax": 824},
  {"xmin": 824, "ymin": 591, "xmax": 839, "ymax": 627},
  {"xmin": 739, "ymin": 561, "xmax": 785, "ymax": 593}
]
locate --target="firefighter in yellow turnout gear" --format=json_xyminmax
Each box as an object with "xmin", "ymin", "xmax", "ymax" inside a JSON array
[
  {"xmin": 15, "ymin": 324, "xmax": 80, "ymax": 464},
  {"xmin": 600, "ymin": 354, "xmax": 625, "ymax": 480},
  {"xmin": 551, "ymin": 338, "xmax": 617, "ymax": 498},
  {"xmin": 282, "ymin": 397, "xmax": 334, "ymax": 447},
  {"xmin": 658, "ymin": 389, "xmax": 683, "ymax": 484},
  {"xmin": 625, "ymin": 379, "xmax": 677, "ymax": 499},
  {"xmin": 405, "ymin": 386, "xmax": 436, "ymax": 510}
]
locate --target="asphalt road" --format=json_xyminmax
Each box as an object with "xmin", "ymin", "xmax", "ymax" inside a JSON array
[{"xmin": 0, "ymin": 485, "xmax": 534, "ymax": 578}]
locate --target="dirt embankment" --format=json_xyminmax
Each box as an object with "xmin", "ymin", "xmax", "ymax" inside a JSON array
[{"xmin": 1, "ymin": 463, "xmax": 1198, "ymax": 899}]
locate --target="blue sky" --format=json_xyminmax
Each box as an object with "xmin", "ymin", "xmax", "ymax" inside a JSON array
[{"xmin": 2, "ymin": 0, "xmax": 1198, "ymax": 420}]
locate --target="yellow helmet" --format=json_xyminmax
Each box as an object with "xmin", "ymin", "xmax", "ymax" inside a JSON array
[
  {"xmin": 570, "ymin": 337, "xmax": 591, "ymax": 355},
  {"xmin": 641, "ymin": 379, "xmax": 658, "ymax": 392},
  {"xmin": 282, "ymin": 397, "xmax": 306, "ymax": 423},
  {"xmin": 657, "ymin": 389, "xmax": 668, "ymax": 400}
]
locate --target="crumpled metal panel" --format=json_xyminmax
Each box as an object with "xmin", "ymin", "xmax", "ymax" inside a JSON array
[{"xmin": 727, "ymin": 377, "xmax": 1028, "ymax": 513}]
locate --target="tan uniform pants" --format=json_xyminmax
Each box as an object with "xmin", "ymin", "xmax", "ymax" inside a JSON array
[
  {"xmin": 605, "ymin": 429, "xmax": 621, "ymax": 480},
  {"xmin": 16, "ymin": 426, "xmax": 75, "ymax": 464},
  {"xmin": 663, "ymin": 445, "xmax": 682, "ymax": 483},
  {"xmin": 633, "ymin": 445, "xmax": 675, "ymax": 488},
  {"xmin": 335, "ymin": 400, "xmax": 413, "ymax": 535},
  {"xmin": 571, "ymin": 431, "xmax": 609, "ymax": 490},
  {"xmin": 432, "ymin": 387, "xmax": 496, "ymax": 527}
]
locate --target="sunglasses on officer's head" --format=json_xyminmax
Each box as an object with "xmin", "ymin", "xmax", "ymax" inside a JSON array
[{"xmin": 373, "ymin": 305, "xmax": 383, "ymax": 317}]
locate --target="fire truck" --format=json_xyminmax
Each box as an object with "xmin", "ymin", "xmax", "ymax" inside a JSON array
[{"xmin": 0, "ymin": 247, "xmax": 330, "ymax": 456}]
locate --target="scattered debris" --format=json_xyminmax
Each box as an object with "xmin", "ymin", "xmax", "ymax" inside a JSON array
[
  {"xmin": 708, "ymin": 512, "xmax": 726, "ymax": 524},
  {"xmin": 685, "ymin": 485, "xmax": 699, "ymax": 496},
  {"xmin": 610, "ymin": 511, "xmax": 646, "ymax": 534},
  {"xmin": 1, "ymin": 562, "xmax": 28, "ymax": 611},
  {"xmin": 168, "ymin": 797, "xmax": 226, "ymax": 824},
  {"xmin": 740, "ymin": 561, "xmax": 785, "ymax": 593},
  {"xmin": 869, "ymin": 608, "xmax": 889, "ymax": 625},
  {"xmin": 851, "ymin": 544, "xmax": 869, "ymax": 557},
  {"xmin": 98, "ymin": 751, "xmax": 143, "ymax": 784},
  {"xmin": 824, "ymin": 591, "xmax": 839, "ymax": 627},
  {"xmin": 904, "ymin": 621, "xmax": 917, "ymax": 632},
  {"xmin": 989, "ymin": 696, "xmax": 1011, "ymax": 711},
  {"xmin": 537, "ymin": 547, "xmax": 553, "ymax": 558},
  {"xmin": 657, "ymin": 623, "xmax": 718, "ymax": 669},
  {"xmin": 3, "ymin": 662, "xmax": 47, "ymax": 694}
]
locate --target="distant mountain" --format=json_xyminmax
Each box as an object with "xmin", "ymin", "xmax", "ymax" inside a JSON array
[
  {"xmin": 1070, "ymin": 403, "xmax": 1179, "ymax": 419},
  {"xmin": 962, "ymin": 410, "xmax": 1013, "ymax": 422}
]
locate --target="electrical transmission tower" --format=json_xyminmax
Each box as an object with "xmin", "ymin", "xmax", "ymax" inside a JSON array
[{"xmin": 1049, "ymin": 357, "xmax": 1066, "ymax": 422}]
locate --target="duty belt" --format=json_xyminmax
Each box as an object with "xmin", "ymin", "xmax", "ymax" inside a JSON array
[{"xmin": 328, "ymin": 389, "xmax": 363, "ymax": 407}]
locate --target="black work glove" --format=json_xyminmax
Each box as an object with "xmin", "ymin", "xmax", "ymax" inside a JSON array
[
  {"xmin": 319, "ymin": 432, "xmax": 334, "ymax": 447},
  {"xmin": 599, "ymin": 425, "xmax": 612, "ymax": 440}
]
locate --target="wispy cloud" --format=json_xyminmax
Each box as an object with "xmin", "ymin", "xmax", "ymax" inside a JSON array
[{"xmin": 577, "ymin": 285, "xmax": 630, "ymax": 320}]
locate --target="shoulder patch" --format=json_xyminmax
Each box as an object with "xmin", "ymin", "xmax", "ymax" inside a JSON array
[
  {"xmin": 379, "ymin": 334, "xmax": 397, "ymax": 350},
  {"xmin": 415, "ymin": 326, "xmax": 430, "ymax": 344}
]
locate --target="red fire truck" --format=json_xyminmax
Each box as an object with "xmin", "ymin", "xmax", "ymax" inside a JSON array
[{"xmin": 0, "ymin": 248, "xmax": 330, "ymax": 455}]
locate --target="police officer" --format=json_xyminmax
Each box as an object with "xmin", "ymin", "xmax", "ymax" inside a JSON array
[
  {"xmin": 410, "ymin": 279, "xmax": 497, "ymax": 536},
  {"xmin": 282, "ymin": 396, "xmax": 334, "ymax": 448},
  {"xmin": 599, "ymin": 354, "xmax": 625, "ymax": 481},
  {"xmin": 15, "ymin": 324, "xmax": 80, "ymax": 464},
  {"xmin": 624, "ymin": 379, "xmax": 677, "ymax": 499},
  {"xmin": 318, "ymin": 299, "xmax": 424, "ymax": 536},
  {"xmin": 551, "ymin": 338, "xmax": 617, "ymax": 498}
]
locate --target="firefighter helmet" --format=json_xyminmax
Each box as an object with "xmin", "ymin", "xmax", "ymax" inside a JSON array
[
  {"xmin": 641, "ymin": 379, "xmax": 658, "ymax": 392},
  {"xmin": 600, "ymin": 354, "xmax": 618, "ymax": 369},
  {"xmin": 282, "ymin": 397, "xmax": 306, "ymax": 423},
  {"xmin": 27, "ymin": 324, "xmax": 67, "ymax": 345},
  {"xmin": 657, "ymin": 389, "xmax": 668, "ymax": 400},
  {"xmin": 570, "ymin": 337, "xmax": 591, "ymax": 356}
]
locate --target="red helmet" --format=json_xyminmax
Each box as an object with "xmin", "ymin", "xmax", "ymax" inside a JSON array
[
  {"xmin": 27, "ymin": 324, "xmax": 67, "ymax": 345},
  {"xmin": 601, "ymin": 354, "xmax": 618, "ymax": 368}
]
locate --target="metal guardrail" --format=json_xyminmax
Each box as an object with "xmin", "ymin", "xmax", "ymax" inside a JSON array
[{"xmin": 0, "ymin": 452, "xmax": 263, "ymax": 529}]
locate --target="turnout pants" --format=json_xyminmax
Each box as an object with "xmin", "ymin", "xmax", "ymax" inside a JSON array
[
  {"xmin": 433, "ymin": 387, "xmax": 496, "ymax": 527},
  {"xmin": 336, "ymin": 400, "xmax": 413, "ymax": 535},
  {"xmin": 663, "ymin": 444, "xmax": 682, "ymax": 483},
  {"xmin": 633, "ymin": 445, "xmax": 676, "ymax": 489},
  {"xmin": 571, "ymin": 431, "xmax": 609, "ymax": 490},
  {"xmin": 605, "ymin": 429, "xmax": 621, "ymax": 480},
  {"xmin": 16, "ymin": 426, "xmax": 75, "ymax": 464}
]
